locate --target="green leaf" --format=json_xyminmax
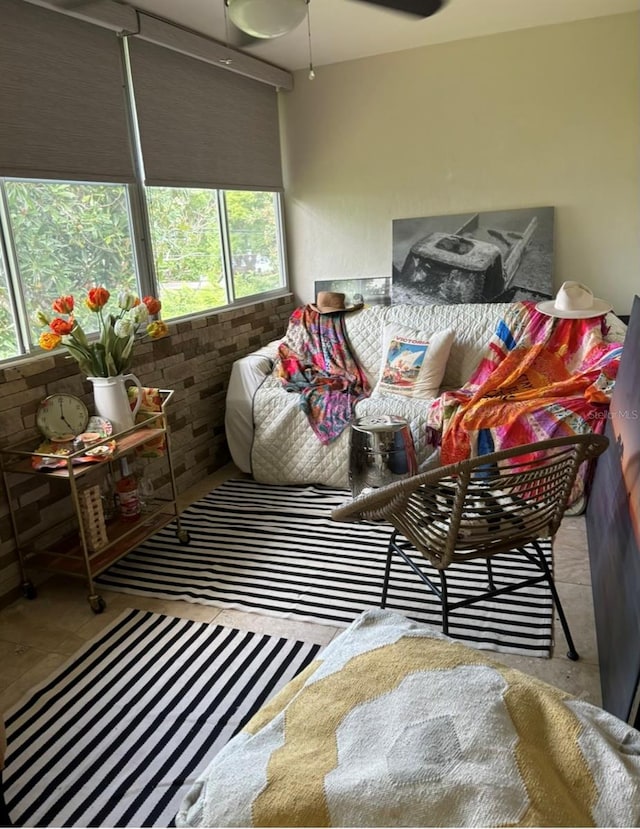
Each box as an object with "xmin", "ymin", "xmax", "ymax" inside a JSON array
[
  {"xmin": 92, "ymin": 342, "xmax": 108, "ymax": 377},
  {"xmin": 70, "ymin": 324, "xmax": 90, "ymax": 349},
  {"xmin": 105, "ymin": 352, "xmax": 118, "ymax": 376},
  {"xmin": 120, "ymin": 333, "xmax": 135, "ymax": 362}
]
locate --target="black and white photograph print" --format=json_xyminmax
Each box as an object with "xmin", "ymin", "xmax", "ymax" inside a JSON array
[
  {"xmin": 314, "ymin": 277, "xmax": 391, "ymax": 307},
  {"xmin": 392, "ymin": 206, "xmax": 554, "ymax": 306}
]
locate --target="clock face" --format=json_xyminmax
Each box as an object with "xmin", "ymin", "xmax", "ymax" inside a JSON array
[{"xmin": 36, "ymin": 394, "xmax": 89, "ymax": 440}]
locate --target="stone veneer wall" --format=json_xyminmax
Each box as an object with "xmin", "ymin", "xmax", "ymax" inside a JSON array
[{"xmin": 0, "ymin": 294, "xmax": 296, "ymax": 609}]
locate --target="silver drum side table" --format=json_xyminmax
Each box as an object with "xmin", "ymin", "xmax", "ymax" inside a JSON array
[{"xmin": 349, "ymin": 415, "xmax": 417, "ymax": 497}]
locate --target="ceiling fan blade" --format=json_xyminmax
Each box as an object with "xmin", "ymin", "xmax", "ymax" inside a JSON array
[
  {"xmin": 46, "ymin": 0, "xmax": 100, "ymax": 8},
  {"xmin": 350, "ymin": 0, "xmax": 446, "ymax": 18}
]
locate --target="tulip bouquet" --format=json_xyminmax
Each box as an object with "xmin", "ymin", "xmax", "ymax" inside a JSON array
[{"xmin": 37, "ymin": 287, "xmax": 168, "ymax": 377}]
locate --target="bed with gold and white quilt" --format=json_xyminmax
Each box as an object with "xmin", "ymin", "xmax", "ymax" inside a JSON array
[{"xmin": 176, "ymin": 610, "xmax": 640, "ymax": 828}]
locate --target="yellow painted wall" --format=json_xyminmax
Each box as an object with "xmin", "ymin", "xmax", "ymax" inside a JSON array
[{"xmin": 279, "ymin": 13, "xmax": 639, "ymax": 315}]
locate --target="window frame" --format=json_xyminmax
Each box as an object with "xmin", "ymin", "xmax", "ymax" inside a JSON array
[
  {"xmin": 0, "ymin": 181, "xmax": 31, "ymax": 356},
  {"xmin": 0, "ymin": 176, "xmax": 289, "ymax": 365}
]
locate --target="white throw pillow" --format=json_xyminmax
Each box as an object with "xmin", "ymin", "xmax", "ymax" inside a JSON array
[{"xmin": 374, "ymin": 324, "xmax": 455, "ymax": 399}]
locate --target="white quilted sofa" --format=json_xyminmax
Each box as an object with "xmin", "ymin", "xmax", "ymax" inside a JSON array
[{"xmin": 225, "ymin": 302, "xmax": 625, "ymax": 490}]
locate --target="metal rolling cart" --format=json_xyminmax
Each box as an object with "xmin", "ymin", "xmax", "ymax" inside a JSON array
[{"xmin": 0, "ymin": 389, "xmax": 189, "ymax": 613}]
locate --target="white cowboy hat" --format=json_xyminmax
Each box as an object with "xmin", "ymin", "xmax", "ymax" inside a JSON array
[
  {"xmin": 536, "ymin": 281, "xmax": 611, "ymax": 319},
  {"xmin": 310, "ymin": 291, "xmax": 364, "ymax": 314}
]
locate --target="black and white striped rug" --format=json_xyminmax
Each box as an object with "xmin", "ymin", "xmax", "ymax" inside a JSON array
[
  {"xmin": 3, "ymin": 608, "xmax": 320, "ymax": 828},
  {"xmin": 97, "ymin": 479, "xmax": 554, "ymax": 657}
]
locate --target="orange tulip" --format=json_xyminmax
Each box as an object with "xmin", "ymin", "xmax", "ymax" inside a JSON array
[
  {"xmin": 35, "ymin": 284, "xmax": 164, "ymax": 374},
  {"xmin": 38, "ymin": 332, "xmax": 62, "ymax": 350},
  {"xmin": 86, "ymin": 287, "xmax": 110, "ymax": 311},
  {"xmin": 52, "ymin": 295, "xmax": 74, "ymax": 315},
  {"xmin": 49, "ymin": 317, "xmax": 75, "ymax": 336},
  {"xmin": 142, "ymin": 296, "xmax": 162, "ymax": 316}
]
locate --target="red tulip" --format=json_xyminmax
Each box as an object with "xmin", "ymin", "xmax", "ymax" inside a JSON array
[
  {"xmin": 49, "ymin": 316, "xmax": 75, "ymax": 336},
  {"xmin": 86, "ymin": 287, "xmax": 110, "ymax": 311},
  {"xmin": 52, "ymin": 295, "xmax": 74, "ymax": 315},
  {"xmin": 142, "ymin": 295, "xmax": 162, "ymax": 316}
]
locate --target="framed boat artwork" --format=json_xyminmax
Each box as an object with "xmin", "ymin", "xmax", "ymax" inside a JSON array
[{"xmin": 392, "ymin": 206, "xmax": 554, "ymax": 306}]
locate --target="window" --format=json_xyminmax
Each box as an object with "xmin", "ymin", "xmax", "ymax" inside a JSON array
[
  {"xmin": 0, "ymin": 179, "xmax": 287, "ymax": 362},
  {"xmin": 1, "ymin": 180, "xmax": 137, "ymax": 352},
  {"xmin": 225, "ymin": 191, "xmax": 284, "ymax": 300},
  {"xmin": 146, "ymin": 186, "xmax": 225, "ymax": 319},
  {"xmin": 146, "ymin": 187, "xmax": 285, "ymax": 319}
]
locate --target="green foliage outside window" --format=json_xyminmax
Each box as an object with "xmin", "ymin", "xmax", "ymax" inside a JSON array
[
  {"xmin": 226, "ymin": 190, "xmax": 282, "ymax": 298},
  {"xmin": 0, "ymin": 259, "xmax": 18, "ymax": 360},
  {"xmin": 0, "ymin": 180, "xmax": 285, "ymax": 362},
  {"xmin": 4, "ymin": 181, "xmax": 136, "ymax": 347},
  {"xmin": 146, "ymin": 186, "xmax": 226, "ymax": 318},
  {"xmin": 147, "ymin": 187, "xmax": 283, "ymax": 314}
]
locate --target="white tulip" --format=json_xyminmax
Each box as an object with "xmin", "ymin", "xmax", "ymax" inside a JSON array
[
  {"xmin": 118, "ymin": 290, "xmax": 137, "ymax": 311},
  {"xmin": 131, "ymin": 304, "xmax": 149, "ymax": 324},
  {"xmin": 114, "ymin": 318, "xmax": 134, "ymax": 338}
]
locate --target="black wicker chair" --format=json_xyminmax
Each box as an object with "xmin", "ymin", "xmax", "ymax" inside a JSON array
[{"xmin": 332, "ymin": 433, "xmax": 609, "ymax": 660}]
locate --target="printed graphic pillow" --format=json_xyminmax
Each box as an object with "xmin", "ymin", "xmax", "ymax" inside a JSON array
[{"xmin": 374, "ymin": 324, "xmax": 454, "ymax": 399}]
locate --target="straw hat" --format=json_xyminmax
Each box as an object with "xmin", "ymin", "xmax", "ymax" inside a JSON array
[
  {"xmin": 311, "ymin": 291, "xmax": 364, "ymax": 314},
  {"xmin": 536, "ymin": 281, "xmax": 611, "ymax": 319}
]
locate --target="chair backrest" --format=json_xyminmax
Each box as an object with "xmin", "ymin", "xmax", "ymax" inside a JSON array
[{"xmin": 332, "ymin": 433, "xmax": 609, "ymax": 570}]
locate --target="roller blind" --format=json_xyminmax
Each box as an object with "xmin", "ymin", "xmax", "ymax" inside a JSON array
[
  {"xmin": 0, "ymin": 0, "xmax": 135, "ymax": 183},
  {"xmin": 128, "ymin": 38, "xmax": 283, "ymax": 190}
]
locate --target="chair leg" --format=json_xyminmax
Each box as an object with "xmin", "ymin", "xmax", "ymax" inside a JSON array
[
  {"xmin": 439, "ymin": 570, "xmax": 449, "ymax": 636},
  {"xmin": 533, "ymin": 541, "xmax": 580, "ymax": 661},
  {"xmin": 486, "ymin": 558, "xmax": 496, "ymax": 591},
  {"xmin": 384, "ymin": 533, "xmax": 449, "ymax": 631},
  {"xmin": 381, "ymin": 533, "xmax": 395, "ymax": 609}
]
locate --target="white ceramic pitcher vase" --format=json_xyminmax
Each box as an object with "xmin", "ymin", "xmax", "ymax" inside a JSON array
[{"xmin": 88, "ymin": 373, "xmax": 143, "ymax": 435}]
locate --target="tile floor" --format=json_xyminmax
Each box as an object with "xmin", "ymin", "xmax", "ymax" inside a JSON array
[{"xmin": 0, "ymin": 463, "xmax": 603, "ymax": 718}]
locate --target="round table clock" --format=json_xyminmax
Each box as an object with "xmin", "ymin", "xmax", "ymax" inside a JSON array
[{"xmin": 36, "ymin": 393, "xmax": 89, "ymax": 440}]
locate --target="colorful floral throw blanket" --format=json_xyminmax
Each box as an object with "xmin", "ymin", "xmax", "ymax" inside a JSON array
[
  {"xmin": 427, "ymin": 301, "xmax": 623, "ymax": 472},
  {"xmin": 276, "ymin": 306, "xmax": 370, "ymax": 444}
]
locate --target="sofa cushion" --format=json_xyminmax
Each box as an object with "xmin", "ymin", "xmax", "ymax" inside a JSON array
[{"xmin": 374, "ymin": 323, "xmax": 454, "ymax": 399}]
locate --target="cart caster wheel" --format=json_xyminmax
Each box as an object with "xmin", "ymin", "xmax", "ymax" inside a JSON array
[
  {"xmin": 177, "ymin": 529, "xmax": 191, "ymax": 545},
  {"xmin": 22, "ymin": 581, "xmax": 37, "ymax": 600},
  {"xmin": 89, "ymin": 595, "xmax": 106, "ymax": 614}
]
